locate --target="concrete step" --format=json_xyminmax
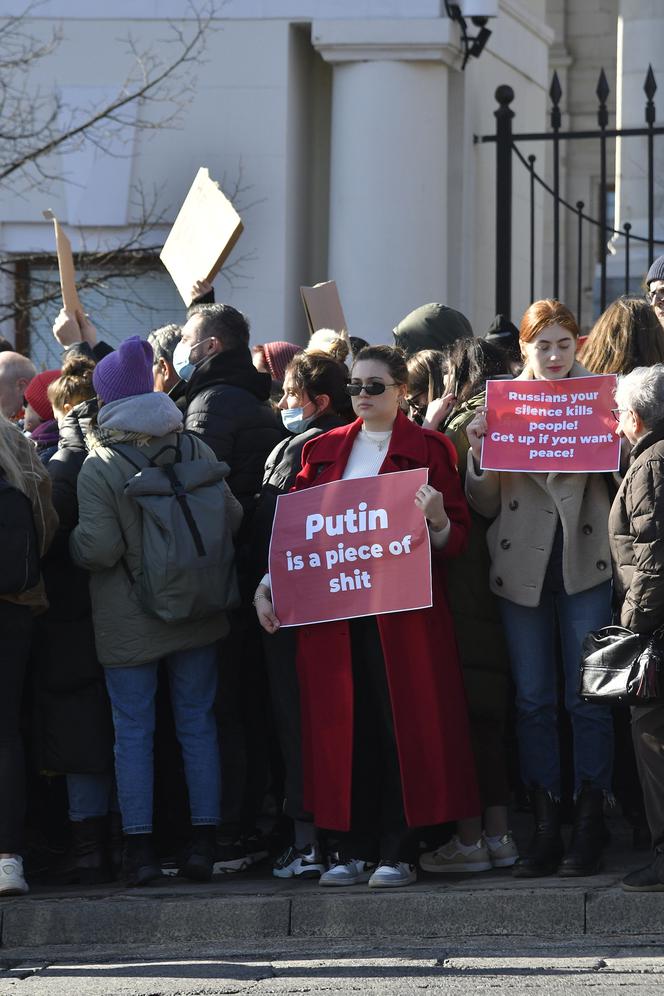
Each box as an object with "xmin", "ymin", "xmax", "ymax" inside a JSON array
[{"xmin": 2, "ymin": 851, "xmax": 662, "ymax": 950}]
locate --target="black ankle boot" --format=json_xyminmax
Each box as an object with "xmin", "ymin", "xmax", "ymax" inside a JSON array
[
  {"xmin": 622, "ymin": 848, "xmax": 664, "ymax": 891},
  {"xmin": 179, "ymin": 826, "xmax": 216, "ymax": 882},
  {"xmin": 122, "ymin": 834, "xmax": 162, "ymax": 887},
  {"xmin": 50, "ymin": 817, "xmax": 113, "ymax": 885},
  {"xmin": 108, "ymin": 812, "xmax": 124, "ymax": 881},
  {"xmin": 558, "ymin": 782, "xmax": 609, "ymax": 877},
  {"xmin": 512, "ymin": 788, "xmax": 564, "ymax": 878}
]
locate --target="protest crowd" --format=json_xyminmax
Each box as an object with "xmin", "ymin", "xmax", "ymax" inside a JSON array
[{"xmin": 3, "ymin": 257, "xmax": 664, "ymax": 902}]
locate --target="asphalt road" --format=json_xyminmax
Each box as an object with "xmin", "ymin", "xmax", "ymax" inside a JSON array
[{"xmin": 2, "ymin": 938, "xmax": 664, "ymax": 995}]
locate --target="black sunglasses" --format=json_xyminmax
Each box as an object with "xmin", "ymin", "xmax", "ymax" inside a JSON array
[{"xmin": 347, "ymin": 381, "xmax": 397, "ymax": 397}]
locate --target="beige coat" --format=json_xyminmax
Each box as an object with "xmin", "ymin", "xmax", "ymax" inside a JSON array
[{"xmin": 465, "ymin": 361, "xmax": 613, "ymax": 607}]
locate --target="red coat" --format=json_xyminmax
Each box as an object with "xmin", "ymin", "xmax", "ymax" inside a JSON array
[{"xmin": 294, "ymin": 410, "xmax": 481, "ymax": 831}]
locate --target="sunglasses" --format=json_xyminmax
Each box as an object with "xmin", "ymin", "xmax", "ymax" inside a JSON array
[{"xmin": 347, "ymin": 381, "xmax": 397, "ymax": 397}]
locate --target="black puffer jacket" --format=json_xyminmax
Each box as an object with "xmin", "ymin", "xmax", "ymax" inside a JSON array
[
  {"xmin": 183, "ymin": 346, "xmax": 285, "ymax": 512},
  {"xmin": 609, "ymin": 418, "xmax": 664, "ymax": 635},
  {"xmin": 247, "ymin": 413, "xmax": 348, "ymax": 587},
  {"xmin": 35, "ymin": 397, "xmax": 114, "ymax": 774}
]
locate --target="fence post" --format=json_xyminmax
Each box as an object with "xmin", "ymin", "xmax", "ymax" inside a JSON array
[
  {"xmin": 597, "ymin": 68, "xmax": 610, "ymax": 312},
  {"xmin": 495, "ymin": 85, "xmax": 514, "ymax": 319},
  {"xmin": 550, "ymin": 73, "xmax": 562, "ymax": 299},
  {"xmin": 645, "ymin": 65, "xmax": 657, "ymax": 268}
]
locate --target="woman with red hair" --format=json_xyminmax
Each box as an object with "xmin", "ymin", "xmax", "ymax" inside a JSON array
[{"xmin": 465, "ymin": 300, "xmax": 614, "ymax": 879}]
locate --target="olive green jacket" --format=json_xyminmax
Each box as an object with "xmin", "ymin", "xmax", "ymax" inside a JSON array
[
  {"xmin": 71, "ymin": 421, "xmax": 242, "ymax": 667},
  {"xmin": 444, "ymin": 394, "xmax": 510, "ymax": 719}
]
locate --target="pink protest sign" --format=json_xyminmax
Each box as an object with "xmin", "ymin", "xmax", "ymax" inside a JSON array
[
  {"xmin": 481, "ymin": 375, "xmax": 620, "ymax": 474},
  {"xmin": 269, "ymin": 468, "xmax": 432, "ymax": 627}
]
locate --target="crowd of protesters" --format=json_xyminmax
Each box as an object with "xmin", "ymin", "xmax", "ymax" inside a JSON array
[{"xmin": 2, "ymin": 258, "xmax": 664, "ymax": 899}]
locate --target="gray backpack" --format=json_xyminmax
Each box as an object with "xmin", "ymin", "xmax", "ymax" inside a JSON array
[{"xmin": 110, "ymin": 434, "xmax": 240, "ymax": 623}]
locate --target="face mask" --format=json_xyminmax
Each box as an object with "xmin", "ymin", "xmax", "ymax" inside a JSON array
[
  {"xmin": 173, "ymin": 338, "xmax": 214, "ymax": 381},
  {"xmin": 281, "ymin": 403, "xmax": 317, "ymax": 434},
  {"xmin": 172, "ymin": 339, "xmax": 198, "ymax": 381}
]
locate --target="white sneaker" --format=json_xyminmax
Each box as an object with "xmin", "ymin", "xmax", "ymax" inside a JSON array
[
  {"xmin": 0, "ymin": 856, "xmax": 29, "ymax": 896},
  {"xmin": 486, "ymin": 831, "xmax": 519, "ymax": 868},
  {"xmin": 419, "ymin": 835, "xmax": 492, "ymax": 873},
  {"xmin": 272, "ymin": 844, "xmax": 326, "ymax": 879},
  {"xmin": 319, "ymin": 857, "xmax": 374, "ymax": 887},
  {"xmin": 368, "ymin": 861, "xmax": 417, "ymax": 888}
]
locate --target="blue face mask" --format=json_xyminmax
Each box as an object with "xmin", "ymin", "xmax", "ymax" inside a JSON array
[
  {"xmin": 281, "ymin": 402, "xmax": 317, "ymax": 434},
  {"xmin": 172, "ymin": 339, "xmax": 198, "ymax": 382}
]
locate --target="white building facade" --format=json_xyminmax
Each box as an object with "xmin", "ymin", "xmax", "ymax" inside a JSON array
[{"xmin": 1, "ymin": 1, "xmax": 661, "ymax": 362}]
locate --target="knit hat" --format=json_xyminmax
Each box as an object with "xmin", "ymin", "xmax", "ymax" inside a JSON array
[
  {"xmin": 24, "ymin": 369, "xmax": 61, "ymax": 422},
  {"xmin": 262, "ymin": 341, "xmax": 302, "ymax": 383},
  {"xmin": 93, "ymin": 336, "xmax": 154, "ymax": 403},
  {"xmin": 485, "ymin": 314, "xmax": 520, "ymax": 351},
  {"xmin": 393, "ymin": 303, "xmax": 473, "ymax": 357},
  {"xmin": 646, "ymin": 255, "xmax": 664, "ymax": 286}
]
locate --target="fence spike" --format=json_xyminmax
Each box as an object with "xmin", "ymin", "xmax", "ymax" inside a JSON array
[
  {"xmin": 550, "ymin": 71, "xmax": 562, "ymax": 106},
  {"xmin": 597, "ymin": 68, "xmax": 609, "ymax": 129},
  {"xmin": 644, "ymin": 65, "xmax": 657, "ymax": 101}
]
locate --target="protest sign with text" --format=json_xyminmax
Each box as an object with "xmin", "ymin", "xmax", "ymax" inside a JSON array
[
  {"xmin": 481, "ymin": 374, "xmax": 620, "ymax": 473},
  {"xmin": 269, "ymin": 468, "xmax": 432, "ymax": 627}
]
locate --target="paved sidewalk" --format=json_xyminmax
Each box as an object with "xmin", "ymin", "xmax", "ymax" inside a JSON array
[{"xmin": 1, "ymin": 814, "xmax": 662, "ymax": 953}]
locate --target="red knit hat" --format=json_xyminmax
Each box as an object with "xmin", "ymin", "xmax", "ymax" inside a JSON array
[
  {"xmin": 24, "ymin": 368, "xmax": 61, "ymax": 422},
  {"xmin": 262, "ymin": 341, "xmax": 302, "ymax": 383}
]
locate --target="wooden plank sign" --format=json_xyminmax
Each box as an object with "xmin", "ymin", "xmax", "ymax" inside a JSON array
[
  {"xmin": 300, "ymin": 280, "xmax": 348, "ymax": 336},
  {"xmin": 42, "ymin": 209, "xmax": 83, "ymax": 315},
  {"xmin": 160, "ymin": 167, "xmax": 244, "ymax": 306}
]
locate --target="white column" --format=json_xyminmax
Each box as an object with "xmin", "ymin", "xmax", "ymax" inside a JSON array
[
  {"xmin": 613, "ymin": 0, "xmax": 664, "ymax": 284},
  {"xmin": 312, "ymin": 20, "xmax": 460, "ymax": 343}
]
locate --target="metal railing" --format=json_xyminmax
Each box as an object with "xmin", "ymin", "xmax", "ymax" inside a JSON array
[{"xmin": 477, "ymin": 67, "xmax": 664, "ymax": 322}]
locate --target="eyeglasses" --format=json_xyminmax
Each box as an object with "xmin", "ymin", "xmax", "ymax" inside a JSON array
[
  {"xmin": 611, "ymin": 408, "xmax": 626, "ymax": 422},
  {"xmin": 347, "ymin": 381, "xmax": 397, "ymax": 397}
]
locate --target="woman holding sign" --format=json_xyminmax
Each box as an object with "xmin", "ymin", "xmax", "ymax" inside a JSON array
[
  {"xmin": 255, "ymin": 345, "xmax": 479, "ymax": 889},
  {"xmin": 465, "ymin": 299, "xmax": 614, "ymax": 879}
]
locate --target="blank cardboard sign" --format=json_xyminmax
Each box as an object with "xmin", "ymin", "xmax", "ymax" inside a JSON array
[
  {"xmin": 42, "ymin": 209, "xmax": 83, "ymax": 315},
  {"xmin": 160, "ymin": 168, "xmax": 243, "ymax": 306},
  {"xmin": 300, "ymin": 280, "xmax": 348, "ymax": 335}
]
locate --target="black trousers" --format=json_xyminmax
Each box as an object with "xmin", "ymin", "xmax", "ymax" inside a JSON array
[
  {"xmin": 263, "ymin": 627, "xmax": 307, "ymax": 821},
  {"xmin": 215, "ymin": 607, "xmax": 272, "ymax": 833},
  {"xmin": 325, "ymin": 616, "xmax": 414, "ymax": 864},
  {"xmin": 0, "ymin": 602, "xmax": 33, "ymax": 854},
  {"xmin": 632, "ymin": 704, "xmax": 664, "ymax": 851}
]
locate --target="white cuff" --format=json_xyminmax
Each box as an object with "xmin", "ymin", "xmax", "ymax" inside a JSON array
[{"xmin": 429, "ymin": 520, "xmax": 451, "ymax": 549}]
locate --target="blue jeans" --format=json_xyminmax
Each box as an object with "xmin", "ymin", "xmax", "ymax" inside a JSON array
[
  {"xmin": 66, "ymin": 773, "xmax": 117, "ymax": 822},
  {"xmin": 104, "ymin": 644, "xmax": 221, "ymax": 834},
  {"xmin": 499, "ymin": 581, "xmax": 614, "ymax": 797}
]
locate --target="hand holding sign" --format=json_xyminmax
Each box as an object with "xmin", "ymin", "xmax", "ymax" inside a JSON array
[
  {"xmin": 466, "ymin": 408, "xmax": 488, "ymax": 463},
  {"xmin": 414, "ymin": 483, "xmax": 448, "ymax": 532}
]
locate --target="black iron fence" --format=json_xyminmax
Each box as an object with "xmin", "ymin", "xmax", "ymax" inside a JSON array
[{"xmin": 477, "ymin": 67, "xmax": 664, "ymax": 324}]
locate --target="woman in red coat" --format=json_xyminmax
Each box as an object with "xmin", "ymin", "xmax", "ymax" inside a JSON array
[{"xmin": 255, "ymin": 345, "xmax": 479, "ymax": 888}]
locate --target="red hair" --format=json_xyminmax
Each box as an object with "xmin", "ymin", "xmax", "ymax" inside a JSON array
[{"xmin": 519, "ymin": 299, "xmax": 579, "ymax": 343}]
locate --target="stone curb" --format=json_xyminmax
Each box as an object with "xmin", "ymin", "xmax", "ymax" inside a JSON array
[{"xmin": 2, "ymin": 885, "xmax": 663, "ymax": 949}]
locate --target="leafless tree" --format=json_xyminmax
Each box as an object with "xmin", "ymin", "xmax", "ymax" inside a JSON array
[{"xmin": 0, "ymin": 1, "xmax": 257, "ymax": 351}]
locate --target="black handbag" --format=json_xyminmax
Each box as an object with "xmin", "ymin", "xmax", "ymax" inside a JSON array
[{"xmin": 579, "ymin": 624, "xmax": 664, "ymax": 704}]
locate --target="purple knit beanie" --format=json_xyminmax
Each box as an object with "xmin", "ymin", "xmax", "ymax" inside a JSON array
[{"xmin": 93, "ymin": 336, "xmax": 154, "ymax": 403}]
